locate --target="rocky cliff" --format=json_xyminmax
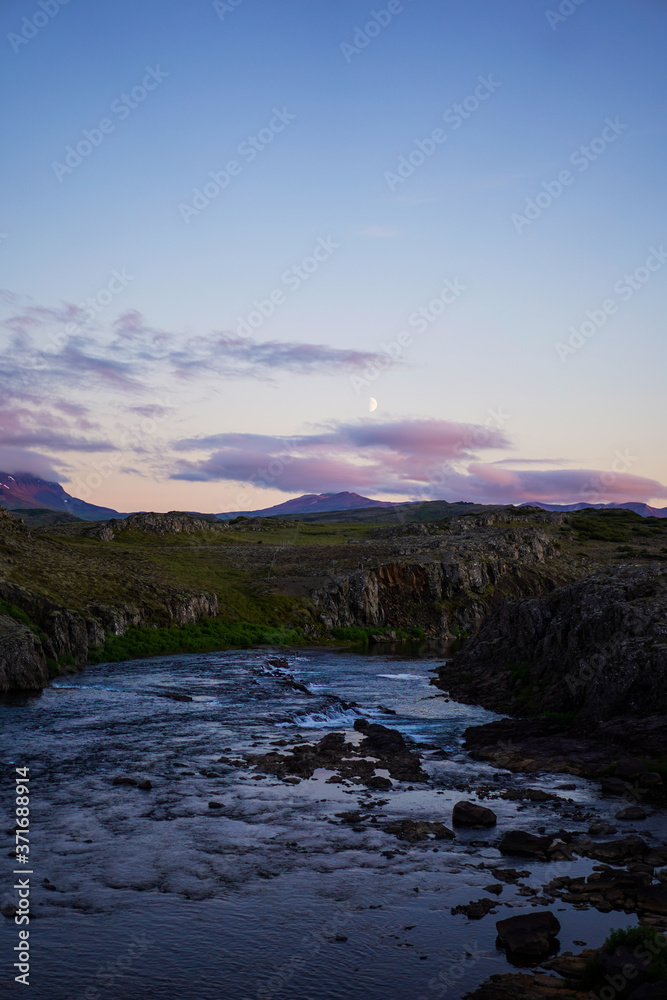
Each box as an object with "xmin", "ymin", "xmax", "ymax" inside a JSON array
[
  {"xmin": 314, "ymin": 520, "xmax": 564, "ymax": 635},
  {"xmin": 0, "ymin": 508, "xmax": 221, "ymax": 690},
  {"xmin": 0, "ymin": 613, "xmax": 49, "ymax": 691},
  {"xmin": 0, "ymin": 578, "xmax": 220, "ymax": 691},
  {"xmin": 435, "ymin": 564, "xmax": 667, "ymax": 722}
]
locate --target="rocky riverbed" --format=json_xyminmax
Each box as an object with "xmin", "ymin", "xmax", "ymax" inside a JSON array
[{"xmin": 1, "ymin": 645, "xmax": 665, "ymax": 998}]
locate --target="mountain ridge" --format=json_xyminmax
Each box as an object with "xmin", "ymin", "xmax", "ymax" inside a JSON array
[
  {"xmin": 1, "ymin": 472, "xmax": 665, "ymax": 522},
  {"xmin": 0, "ymin": 472, "xmax": 123, "ymax": 522},
  {"xmin": 216, "ymin": 491, "xmax": 395, "ymax": 520}
]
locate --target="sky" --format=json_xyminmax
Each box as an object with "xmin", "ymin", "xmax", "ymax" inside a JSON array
[{"xmin": 1, "ymin": 0, "xmax": 666, "ymax": 514}]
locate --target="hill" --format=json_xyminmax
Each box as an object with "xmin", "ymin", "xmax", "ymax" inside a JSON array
[
  {"xmin": 0, "ymin": 472, "xmax": 122, "ymax": 521},
  {"xmin": 6, "ymin": 508, "xmax": 85, "ymax": 527},
  {"xmin": 217, "ymin": 491, "xmax": 395, "ymax": 519},
  {"xmin": 522, "ymin": 500, "xmax": 667, "ymax": 518}
]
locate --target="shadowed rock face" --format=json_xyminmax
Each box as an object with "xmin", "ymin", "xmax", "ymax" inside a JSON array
[
  {"xmin": 495, "ymin": 911, "xmax": 561, "ymax": 959},
  {"xmin": 0, "ymin": 614, "xmax": 48, "ymax": 691},
  {"xmin": 436, "ymin": 565, "xmax": 667, "ymax": 722},
  {"xmin": 314, "ymin": 521, "xmax": 562, "ymax": 635}
]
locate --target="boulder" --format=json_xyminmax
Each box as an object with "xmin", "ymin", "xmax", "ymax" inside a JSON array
[
  {"xmin": 636, "ymin": 884, "xmax": 667, "ymax": 915},
  {"xmin": 499, "ymin": 830, "xmax": 552, "ymax": 857},
  {"xmin": 495, "ymin": 911, "xmax": 561, "ymax": 959},
  {"xmin": 585, "ymin": 835, "xmax": 649, "ymax": 862},
  {"xmin": 383, "ymin": 819, "xmax": 454, "ymax": 842},
  {"xmin": 615, "ymin": 805, "xmax": 647, "ymax": 820},
  {"xmin": 453, "ymin": 800, "xmax": 497, "ymax": 828}
]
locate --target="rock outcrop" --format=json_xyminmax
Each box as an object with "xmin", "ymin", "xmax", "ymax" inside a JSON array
[
  {"xmin": 314, "ymin": 521, "xmax": 563, "ymax": 635},
  {"xmin": 0, "ymin": 614, "xmax": 48, "ymax": 691},
  {"xmin": 435, "ymin": 565, "xmax": 667, "ymax": 720},
  {"xmin": 91, "ymin": 511, "xmax": 222, "ymax": 540},
  {"xmin": 0, "ymin": 580, "xmax": 104, "ymax": 670}
]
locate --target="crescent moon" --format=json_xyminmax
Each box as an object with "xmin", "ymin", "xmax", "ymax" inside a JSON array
[{"xmin": 369, "ymin": 397, "xmax": 378, "ymax": 412}]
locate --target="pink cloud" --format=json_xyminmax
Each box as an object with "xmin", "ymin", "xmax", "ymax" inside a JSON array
[{"xmin": 172, "ymin": 422, "xmax": 667, "ymax": 506}]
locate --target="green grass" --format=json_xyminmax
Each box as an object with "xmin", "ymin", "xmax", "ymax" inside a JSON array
[
  {"xmin": 0, "ymin": 597, "xmax": 36, "ymax": 630},
  {"xmin": 331, "ymin": 624, "xmax": 424, "ymax": 645},
  {"xmin": 580, "ymin": 926, "xmax": 667, "ymax": 992},
  {"xmin": 569, "ymin": 509, "xmax": 667, "ymax": 545},
  {"xmin": 88, "ymin": 619, "xmax": 303, "ymax": 663}
]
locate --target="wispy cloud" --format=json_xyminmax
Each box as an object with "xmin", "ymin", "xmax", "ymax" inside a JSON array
[
  {"xmin": 171, "ymin": 419, "xmax": 667, "ymax": 505},
  {"xmin": 172, "ymin": 418, "xmax": 510, "ymax": 493},
  {"xmin": 0, "ymin": 298, "xmax": 389, "ymax": 394}
]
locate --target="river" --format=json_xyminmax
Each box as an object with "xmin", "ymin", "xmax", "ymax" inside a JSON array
[{"xmin": 0, "ymin": 646, "xmax": 641, "ymax": 999}]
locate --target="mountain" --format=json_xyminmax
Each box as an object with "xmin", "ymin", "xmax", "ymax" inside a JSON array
[
  {"xmin": 217, "ymin": 491, "xmax": 396, "ymax": 520},
  {"xmin": 520, "ymin": 501, "xmax": 667, "ymax": 519},
  {"xmin": 0, "ymin": 472, "xmax": 122, "ymax": 522}
]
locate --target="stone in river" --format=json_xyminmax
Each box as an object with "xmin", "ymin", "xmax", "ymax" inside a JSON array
[
  {"xmin": 495, "ymin": 911, "xmax": 561, "ymax": 959},
  {"xmin": 452, "ymin": 800, "xmax": 497, "ymax": 828},
  {"xmin": 499, "ymin": 830, "xmax": 552, "ymax": 858}
]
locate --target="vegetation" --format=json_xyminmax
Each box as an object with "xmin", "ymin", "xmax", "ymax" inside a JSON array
[
  {"xmin": 580, "ymin": 926, "xmax": 667, "ymax": 993},
  {"xmin": 1, "ymin": 503, "xmax": 665, "ymax": 669},
  {"xmin": 88, "ymin": 619, "xmax": 303, "ymax": 663},
  {"xmin": 0, "ymin": 597, "xmax": 35, "ymax": 630},
  {"xmin": 331, "ymin": 625, "xmax": 425, "ymax": 645},
  {"xmin": 569, "ymin": 508, "xmax": 667, "ymax": 544}
]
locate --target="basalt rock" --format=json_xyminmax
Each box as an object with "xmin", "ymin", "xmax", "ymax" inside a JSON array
[
  {"xmin": 247, "ymin": 723, "xmax": 427, "ymax": 787},
  {"xmin": 384, "ymin": 819, "xmax": 454, "ymax": 842},
  {"xmin": 453, "ymin": 800, "xmax": 497, "ymax": 828},
  {"xmin": 93, "ymin": 511, "xmax": 222, "ymax": 540},
  {"xmin": 0, "ymin": 580, "xmax": 104, "ymax": 670},
  {"xmin": 0, "ymin": 614, "xmax": 48, "ymax": 691},
  {"xmin": 462, "ymin": 714, "xmax": 667, "ymax": 783},
  {"xmin": 495, "ymin": 911, "xmax": 561, "ymax": 959},
  {"xmin": 314, "ymin": 520, "xmax": 562, "ymax": 636},
  {"xmin": 435, "ymin": 565, "xmax": 667, "ymax": 722},
  {"xmin": 499, "ymin": 830, "xmax": 553, "ymax": 858}
]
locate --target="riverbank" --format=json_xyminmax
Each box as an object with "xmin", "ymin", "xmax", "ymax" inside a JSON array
[{"xmin": 2, "ymin": 646, "xmax": 666, "ymax": 998}]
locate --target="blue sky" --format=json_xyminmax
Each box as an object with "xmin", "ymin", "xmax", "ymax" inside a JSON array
[{"xmin": 1, "ymin": 0, "xmax": 665, "ymax": 512}]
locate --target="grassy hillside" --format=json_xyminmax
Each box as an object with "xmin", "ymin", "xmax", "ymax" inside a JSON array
[{"xmin": 2, "ymin": 505, "xmax": 666, "ymax": 665}]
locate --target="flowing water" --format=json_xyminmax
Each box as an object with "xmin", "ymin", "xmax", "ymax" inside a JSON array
[{"xmin": 0, "ymin": 646, "xmax": 644, "ymax": 999}]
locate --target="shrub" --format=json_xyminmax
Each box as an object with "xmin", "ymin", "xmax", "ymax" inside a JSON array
[
  {"xmin": 581, "ymin": 926, "xmax": 667, "ymax": 993},
  {"xmin": 88, "ymin": 619, "xmax": 302, "ymax": 663}
]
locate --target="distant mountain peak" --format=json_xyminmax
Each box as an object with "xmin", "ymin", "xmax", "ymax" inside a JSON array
[
  {"xmin": 217, "ymin": 490, "xmax": 395, "ymax": 519},
  {"xmin": 519, "ymin": 500, "xmax": 667, "ymax": 519},
  {"xmin": 0, "ymin": 471, "xmax": 121, "ymax": 521}
]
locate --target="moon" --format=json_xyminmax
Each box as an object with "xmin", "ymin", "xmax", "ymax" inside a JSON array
[{"xmin": 369, "ymin": 397, "xmax": 378, "ymax": 412}]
